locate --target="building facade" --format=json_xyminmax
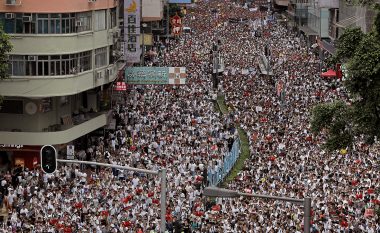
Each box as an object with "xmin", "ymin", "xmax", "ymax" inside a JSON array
[{"xmin": 0, "ymin": 0, "xmax": 122, "ymax": 166}]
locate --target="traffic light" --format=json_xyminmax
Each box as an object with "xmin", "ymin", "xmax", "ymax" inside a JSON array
[{"xmin": 40, "ymin": 145, "xmax": 57, "ymax": 174}]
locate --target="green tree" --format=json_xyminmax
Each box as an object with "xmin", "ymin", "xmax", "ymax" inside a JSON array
[
  {"xmin": 0, "ymin": 25, "xmax": 12, "ymax": 105},
  {"xmin": 311, "ymin": 8, "xmax": 380, "ymax": 151}
]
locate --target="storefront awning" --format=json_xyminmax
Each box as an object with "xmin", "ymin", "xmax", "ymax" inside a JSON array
[{"xmin": 321, "ymin": 69, "xmax": 336, "ymax": 78}]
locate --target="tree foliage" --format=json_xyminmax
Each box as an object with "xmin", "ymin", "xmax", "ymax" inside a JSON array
[
  {"xmin": 311, "ymin": 8, "xmax": 380, "ymax": 151},
  {"xmin": 335, "ymin": 28, "xmax": 364, "ymax": 62},
  {"xmin": 0, "ymin": 25, "xmax": 12, "ymax": 105},
  {"xmin": 311, "ymin": 101, "xmax": 354, "ymax": 151}
]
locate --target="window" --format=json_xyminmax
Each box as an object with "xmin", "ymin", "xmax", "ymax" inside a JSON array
[
  {"xmin": 110, "ymin": 8, "xmax": 117, "ymax": 28},
  {"xmin": 50, "ymin": 55, "xmax": 61, "ymax": 76},
  {"xmin": 9, "ymin": 50, "xmax": 93, "ymax": 76},
  {"xmin": 0, "ymin": 12, "xmax": 91, "ymax": 34},
  {"xmin": 78, "ymin": 51, "xmax": 92, "ymax": 72},
  {"xmin": 37, "ymin": 55, "xmax": 49, "ymax": 76},
  {"xmin": 37, "ymin": 14, "xmax": 49, "ymax": 34},
  {"xmin": 61, "ymin": 13, "xmax": 76, "ymax": 33},
  {"xmin": 50, "ymin": 13, "xmax": 61, "ymax": 34},
  {"xmin": 4, "ymin": 17, "xmax": 15, "ymax": 33},
  {"xmin": 77, "ymin": 11, "xmax": 92, "ymax": 32},
  {"xmin": 95, "ymin": 47, "xmax": 107, "ymax": 68},
  {"xmin": 15, "ymin": 13, "xmax": 23, "ymax": 33},
  {"xmin": 23, "ymin": 13, "xmax": 36, "ymax": 34},
  {"xmin": 9, "ymin": 55, "xmax": 26, "ymax": 76},
  {"xmin": 94, "ymin": 10, "xmax": 106, "ymax": 31}
]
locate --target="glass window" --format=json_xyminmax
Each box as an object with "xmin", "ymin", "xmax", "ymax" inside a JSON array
[
  {"xmin": 94, "ymin": 10, "xmax": 106, "ymax": 31},
  {"xmin": 37, "ymin": 14, "xmax": 49, "ymax": 34},
  {"xmin": 4, "ymin": 19, "xmax": 15, "ymax": 33},
  {"xmin": 110, "ymin": 8, "xmax": 117, "ymax": 28},
  {"xmin": 78, "ymin": 51, "xmax": 92, "ymax": 72},
  {"xmin": 9, "ymin": 55, "xmax": 26, "ymax": 76},
  {"xmin": 26, "ymin": 60, "xmax": 37, "ymax": 76},
  {"xmin": 9, "ymin": 50, "xmax": 92, "ymax": 76},
  {"xmin": 95, "ymin": 47, "xmax": 107, "ymax": 68},
  {"xmin": 77, "ymin": 11, "xmax": 92, "ymax": 32},
  {"xmin": 50, "ymin": 15, "xmax": 61, "ymax": 34},
  {"xmin": 15, "ymin": 15, "xmax": 23, "ymax": 33}
]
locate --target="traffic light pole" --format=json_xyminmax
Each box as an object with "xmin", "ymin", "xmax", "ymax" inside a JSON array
[
  {"xmin": 203, "ymin": 187, "xmax": 311, "ymax": 233},
  {"xmin": 56, "ymin": 159, "xmax": 167, "ymax": 233}
]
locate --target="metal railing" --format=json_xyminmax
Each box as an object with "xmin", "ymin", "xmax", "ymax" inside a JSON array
[{"xmin": 207, "ymin": 138, "xmax": 241, "ymax": 186}]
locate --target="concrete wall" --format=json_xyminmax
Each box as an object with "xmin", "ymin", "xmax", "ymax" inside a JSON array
[
  {"xmin": 0, "ymin": 114, "xmax": 107, "ymax": 145},
  {"xmin": 10, "ymin": 29, "xmax": 114, "ymax": 55},
  {"xmin": 0, "ymin": 96, "xmax": 78, "ymax": 132},
  {"xmin": 319, "ymin": 0, "xmax": 338, "ymax": 8},
  {"xmin": 0, "ymin": 0, "xmax": 117, "ymax": 13},
  {"xmin": 142, "ymin": 0, "xmax": 163, "ymax": 21},
  {"xmin": 0, "ymin": 63, "xmax": 120, "ymax": 98}
]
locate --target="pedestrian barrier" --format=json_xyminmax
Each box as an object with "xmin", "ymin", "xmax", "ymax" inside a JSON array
[{"xmin": 207, "ymin": 138, "xmax": 241, "ymax": 186}]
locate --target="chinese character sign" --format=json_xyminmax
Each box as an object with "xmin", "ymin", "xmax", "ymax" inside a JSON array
[
  {"xmin": 125, "ymin": 67, "xmax": 187, "ymax": 85},
  {"xmin": 115, "ymin": 82, "xmax": 127, "ymax": 91},
  {"xmin": 124, "ymin": 0, "xmax": 141, "ymax": 63},
  {"xmin": 170, "ymin": 14, "xmax": 182, "ymax": 36}
]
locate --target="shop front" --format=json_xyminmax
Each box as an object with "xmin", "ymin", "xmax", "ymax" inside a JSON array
[{"xmin": 0, "ymin": 144, "xmax": 41, "ymax": 169}]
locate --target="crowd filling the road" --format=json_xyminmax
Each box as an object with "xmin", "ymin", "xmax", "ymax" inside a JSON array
[{"xmin": 0, "ymin": 0, "xmax": 379, "ymax": 232}]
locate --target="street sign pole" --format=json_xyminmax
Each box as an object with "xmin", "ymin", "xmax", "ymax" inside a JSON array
[
  {"xmin": 203, "ymin": 187, "xmax": 311, "ymax": 233},
  {"xmin": 56, "ymin": 159, "xmax": 167, "ymax": 232}
]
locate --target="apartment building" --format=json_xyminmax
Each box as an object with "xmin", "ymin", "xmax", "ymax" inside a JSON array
[{"xmin": 0, "ymin": 0, "xmax": 122, "ymax": 167}]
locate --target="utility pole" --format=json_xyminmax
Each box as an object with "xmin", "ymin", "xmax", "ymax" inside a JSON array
[
  {"xmin": 141, "ymin": 23, "xmax": 146, "ymax": 65},
  {"xmin": 212, "ymin": 39, "xmax": 223, "ymax": 90}
]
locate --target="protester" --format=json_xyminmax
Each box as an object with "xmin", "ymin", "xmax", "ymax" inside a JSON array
[{"xmin": 0, "ymin": 0, "xmax": 378, "ymax": 232}]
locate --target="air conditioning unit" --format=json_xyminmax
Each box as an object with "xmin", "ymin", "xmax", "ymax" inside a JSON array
[
  {"xmin": 5, "ymin": 13, "xmax": 15, "ymax": 19},
  {"xmin": 88, "ymin": 0, "xmax": 96, "ymax": 2},
  {"xmin": 5, "ymin": 0, "xmax": 17, "ymax": 5},
  {"xmin": 27, "ymin": 55, "xmax": 37, "ymax": 61},
  {"xmin": 22, "ymin": 16, "xmax": 32, "ymax": 22},
  {"xmin": 75, "ymin": 20, "xmax": 82, "ymax": 27}
]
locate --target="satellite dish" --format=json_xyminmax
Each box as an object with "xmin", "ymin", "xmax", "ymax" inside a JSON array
[{"xmin": 25, "ymin": 102, "xmax": 37, "ymax": 115}]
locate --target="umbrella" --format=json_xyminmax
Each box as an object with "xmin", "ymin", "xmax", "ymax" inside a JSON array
[{"xmin": 321, "ymin": 69, "xmax": 336, "ymax": 78}]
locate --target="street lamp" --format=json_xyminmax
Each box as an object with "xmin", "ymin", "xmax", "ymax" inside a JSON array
[
  {"xmin": 203, "ymin": 187, "xmax": 311, "ymax": 233},
  {"xmin": 141, "ymin": 23, "xmax": 148, "ymax": 65}
]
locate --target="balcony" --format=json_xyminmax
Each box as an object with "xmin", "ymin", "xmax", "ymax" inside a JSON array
[
  {"xmin": 0, "ymin": 64, "xmax": 120, "ymax": 98},
  {"xmin": 9, "ymin": 30, "xmax": 112, "ymax": 55},
  {"xmin": 0, "ymin": 112, "xmax": 107, "ymax": 145}
]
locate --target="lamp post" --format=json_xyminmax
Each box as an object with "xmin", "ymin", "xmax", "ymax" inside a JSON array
[
  {"xmin": 141, "ymin": 23, "xmax": 147, "ymax": 65},
  {"xmin": 203, "ymin": 187, "xmax": 311, "ymax": 233}
]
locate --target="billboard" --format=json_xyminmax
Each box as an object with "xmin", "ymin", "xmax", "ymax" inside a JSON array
[
  {"xmin": 124, "ymin": 0, "xmax": 141, "ymax": 63},
  {"xmin": 125, "ymin": 67, "xmax": 187, "ymax": 85},
  {"xmin": 167, "ymin": 0, "xmax": 192, "ymax": 3}
]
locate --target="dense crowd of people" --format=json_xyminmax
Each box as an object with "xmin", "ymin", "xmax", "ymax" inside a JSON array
[{"xmin": 0, "ymin": 0, "xmax": 379, "ymax": 232}]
